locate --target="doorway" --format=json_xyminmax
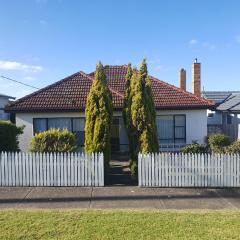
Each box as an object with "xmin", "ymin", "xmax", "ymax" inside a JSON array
[{"xmin": 109, "ymin": 117, "xmax": 135, "ymax": 185}]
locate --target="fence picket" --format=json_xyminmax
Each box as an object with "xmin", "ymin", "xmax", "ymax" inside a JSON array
[
  {"xmin": 138, "ymin": 153, "xmax": 240, "ymax": 187},
  {"xmin": 0, "ymin": 152, "xmax": 104, "ymax": 187}
]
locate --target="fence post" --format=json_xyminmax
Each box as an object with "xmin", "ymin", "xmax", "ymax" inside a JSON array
[{"xmin": 138, "ymin": 153, "xmax": 142, "ymax": 187}]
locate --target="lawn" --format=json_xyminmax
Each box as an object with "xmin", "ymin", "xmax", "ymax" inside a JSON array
[{"xmin": 0, "ymin": 210, "xmax": 240, "ymax": 240}]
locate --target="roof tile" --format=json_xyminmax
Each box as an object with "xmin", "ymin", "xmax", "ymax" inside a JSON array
[{"xmin": 6, "ymin": 65, "xmax": 214, "ymax": 112}]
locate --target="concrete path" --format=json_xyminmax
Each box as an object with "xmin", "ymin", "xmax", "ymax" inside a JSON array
[{"xmin": 0, "ymin": 187, "xmax": 240, "ymax": 209}]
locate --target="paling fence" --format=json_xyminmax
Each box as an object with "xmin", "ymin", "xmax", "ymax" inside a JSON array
[
  {"xmin": 138, "ymin": 153, "xmax": 240, "ymax": 187},
  {"xmin": 0, "ymin": 152, "xmax": 104, "ymax": 187}
]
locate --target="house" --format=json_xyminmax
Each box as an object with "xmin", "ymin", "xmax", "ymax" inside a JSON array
[
  {"xmin": 0, "ymin": 93, "xmax": 15, "ymax": 121},
  {"xmin": 202, "ymin": 91, "xmax": 240, "ymax": 141},
  {"xmin": 5, "ymin": 61, "xmax": 214, "ymax": 152}
]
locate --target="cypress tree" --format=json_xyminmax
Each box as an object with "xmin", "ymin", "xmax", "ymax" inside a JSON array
[
  {"xmin": 122, "ymin": 64, "xmax": 136, "ymax": 161},
  {"xmin": 84, "ymin": 62, "xmax": 113, "ymax": 171},
  {"xmin": 130, "ymin": 59, "xmax": 159, "ymax": 154},
  {"xmin": 140, "ymin": 59, "xmax": 159, "ymax": 153}
]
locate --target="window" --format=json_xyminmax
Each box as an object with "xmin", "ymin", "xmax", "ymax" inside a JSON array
[
  {"xmin": 157, "ymin": 115, "xmax": 186, "ymax": 145},
  {"xmin": 33, "ymin": 117, "xmax": 85, "ymax": 146},
  {"xmin": 33, "ymin": 118, "xmax": 47, "ymax": 133},
  {"xmin": 72, "ymin": 118, "xmax": 85, "ymax": 146},
  {"xmin": 48, "ymin": 118, "xmax": 72, "ymax": 130}
]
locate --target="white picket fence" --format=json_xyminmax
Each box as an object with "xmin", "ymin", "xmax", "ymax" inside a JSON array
[
  {"xmin": 0, "ymin": 152, "xmax": 104, "ymax": 187},
  {"xmin": 138, "ymin": 153, "xmax": 240, "ymax": 187}
]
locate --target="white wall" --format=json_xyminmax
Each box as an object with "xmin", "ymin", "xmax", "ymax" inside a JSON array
[
  {"xmin": 16, "ymin": 112, "xmax": 85, "ymax": 151},
  {"xmin": 16, "ymin": 109, "xmax": 207, "ymax": 152},
  {"xmin": 156, "ymin": 109, "xmax": 207, "ymax": 144}
]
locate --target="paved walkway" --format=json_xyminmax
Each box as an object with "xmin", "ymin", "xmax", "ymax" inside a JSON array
[{"xmin": 0, "ymin": 187, "xmax": 240, "ymax": 209}]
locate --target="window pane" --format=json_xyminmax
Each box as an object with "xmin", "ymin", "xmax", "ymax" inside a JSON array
[
  {"xmin": 157, "ymin": 116, "xmax": 174, "ymax": 140},
  {"xmin": 175, "ymin": 115, "xmax": 185, "ymax": 126},
  {"xmin": 175, "ymin": 127, "xmax": 185, "ymax": 138},
  {"xmin": 72, "ymin": 118, "xmax": 84, "ymax": 132},
  {"xmin": 48, "ymin": 118, "xmax": 72, "ymax": 131},
  {"xmin": 72, "ymin": 118, "xmax": 85, "ymax": 146},
  {"xmin": 175, "ymin": 138, "xmax": 186, "ymax": 144},
  {"xmin": 34, "ymin": 119, "xmax": 47, "ymax": 133}
]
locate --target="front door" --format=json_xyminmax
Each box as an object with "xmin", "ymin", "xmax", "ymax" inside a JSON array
[{"xmin": 110, "ymin": 118, "xmax": 120, "ymax": 152}]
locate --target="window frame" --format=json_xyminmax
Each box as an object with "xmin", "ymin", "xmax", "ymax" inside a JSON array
[
  {"xmin": 33, "ymin": 117, "xmax": 85, "ymax": 146},
  {"xmin": 156, "ymin": 114, "xmax": 186, "ymax": 144}
]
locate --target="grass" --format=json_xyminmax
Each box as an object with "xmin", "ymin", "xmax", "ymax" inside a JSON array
[{"xmin": 0, "ymin": 210, "xmax": 240, "ymax": 239}]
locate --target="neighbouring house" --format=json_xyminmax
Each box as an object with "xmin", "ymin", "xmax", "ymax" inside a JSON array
[
  {"xmin": 0, "ymin": 93, "xmax": 15, "ymax": 121},
  {"xmin": 202, "ymin": 91, "xmax": 240, "ymax": 141},
  {"xmin": 5, "ymin": 61, "xmax": 214, "ymax": 152}
]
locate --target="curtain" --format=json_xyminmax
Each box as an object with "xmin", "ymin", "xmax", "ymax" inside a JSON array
[
  {"xmin": 72, "ymin": 118, "xmax": 85, "ymax": 146},
  {"xmin": 48, "ymin": 118, "xmax": 72, "ymax": 131},
  {"xmin": 157, "ymin": 116, "xmax": 174, "ymax": 143},
  {"xmin": 34, "ymin": 119, "xmax": 47, "ymax": 133}
]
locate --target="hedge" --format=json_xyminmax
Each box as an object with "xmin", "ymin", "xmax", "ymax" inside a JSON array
[{"xmin": 0, "ymin": 120, "xmax": 24, "ymax": 151}]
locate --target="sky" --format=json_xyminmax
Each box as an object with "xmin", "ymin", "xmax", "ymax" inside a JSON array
[{"xmin": 0, "ymin": 0, "xmax": 240, "ymax": 99}]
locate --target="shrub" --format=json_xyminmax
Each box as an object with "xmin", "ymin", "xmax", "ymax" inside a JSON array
[
  {"xmin": 30, "ymin": 128, "xmax": 77, "ymax": 152},
  {"xmin": 226, "ymin": 141, "xmax": 240, "ymax": 154},
  {"xmin": 129, "ymin": 159, "xmax": 138, "ymax": 181},
  {"xmin": 208, "ymin": 134, "xmax": 230, "ymax": 153},
  {"xmin": 181, "ymin": 144, "xmax": 208, "ymax": 154},
  {"xmin": 0, "ymin": 120, "xmax": 24, "ymax": 151}
]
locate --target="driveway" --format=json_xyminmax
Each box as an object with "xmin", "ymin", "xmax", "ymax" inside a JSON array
[{"xmin": 0, "ymin": 187, "xmax": 240, "ymax": 209}]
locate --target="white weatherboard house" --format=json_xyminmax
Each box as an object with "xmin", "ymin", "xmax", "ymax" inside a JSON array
[{"xmin": 5, "ymin": 61, "xmax": 213, "ymax": 152}]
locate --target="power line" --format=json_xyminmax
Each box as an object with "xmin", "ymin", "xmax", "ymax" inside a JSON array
[
  {"xmin": 0, "ymin": 75, "xmax": 40, "ymax": 90},
  {"xmin": 0, "ymin": 75, "xmax": 77, "ymax": 105}
]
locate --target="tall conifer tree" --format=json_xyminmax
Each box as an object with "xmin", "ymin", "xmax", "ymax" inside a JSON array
[
  {"xmin": 123, "ymin": 60, "xmax": 159, "ymax": 177},
  {"xmin": 123, "ymin": 64, "xmax": 136, "ymax": 160},
  {"xmin": 84, "ymin": 62, "xmax": 113, "ymax": 170},
  {"xmin": 140, "ymin": 59, "xmax": 159, "ymax": 153}
]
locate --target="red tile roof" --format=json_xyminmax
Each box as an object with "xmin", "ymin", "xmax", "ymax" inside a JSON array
[{"xmin": 5, "ymin": 65, "xmax": 214, "ymax": 112}]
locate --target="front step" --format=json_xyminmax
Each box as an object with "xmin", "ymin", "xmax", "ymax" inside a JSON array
[{"xmin": 108, "ymin": 155, "xmax": 136, "ymax": 186}]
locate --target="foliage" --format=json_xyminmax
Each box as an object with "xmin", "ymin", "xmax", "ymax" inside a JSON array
[
  {"xmin": 226, "ymin": 140, "xmax": 240, "ymax": 154},
  {"xmin": 0, "ymin": 120, "xmax": 24, "ymax": 151},
  {"xmin": 123, "ymin": 64, "xmax": 138, "ymax": 162},
  {"xmin": 30, "ymin": 128, "xmax": 77, "ymax": 152},
  {"xmin": 125, "ymin": 59, "xmax": 159, "ymax": 177},
  {"xmin": 208, "ymin": 134, "xmax": 230, "ymax": 153},
  {"xmin": 141, "ymin": 60, "xmax": 159, "ymax": 153},
  {"xmin": 129, "ymin": 159, "xmax": 138, "ymax": 181},
  {"xmin": 181, "ymin": 144, "xmax": 209, "ymax": 154},
  {"xmin": 84, "ymin": 62, "xmax": 113, "ymax": 172}
]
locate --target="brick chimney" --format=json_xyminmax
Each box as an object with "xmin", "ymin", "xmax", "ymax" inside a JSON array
[
  {"xmin": 179, "ymin": 68, "xmax": 186, "ymax": 91},
  {"xmin": 192, "ymin": 58, "xmax": 201, "ymax": 96}
]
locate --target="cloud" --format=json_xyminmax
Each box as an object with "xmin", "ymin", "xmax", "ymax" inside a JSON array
[
  {"xmin": 0, "ymin": 61, "xmax": 43, "ymax": 73},
  {"xmin": 189, "ymin": 39, "xmax": 198, "ymax": 45}
]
